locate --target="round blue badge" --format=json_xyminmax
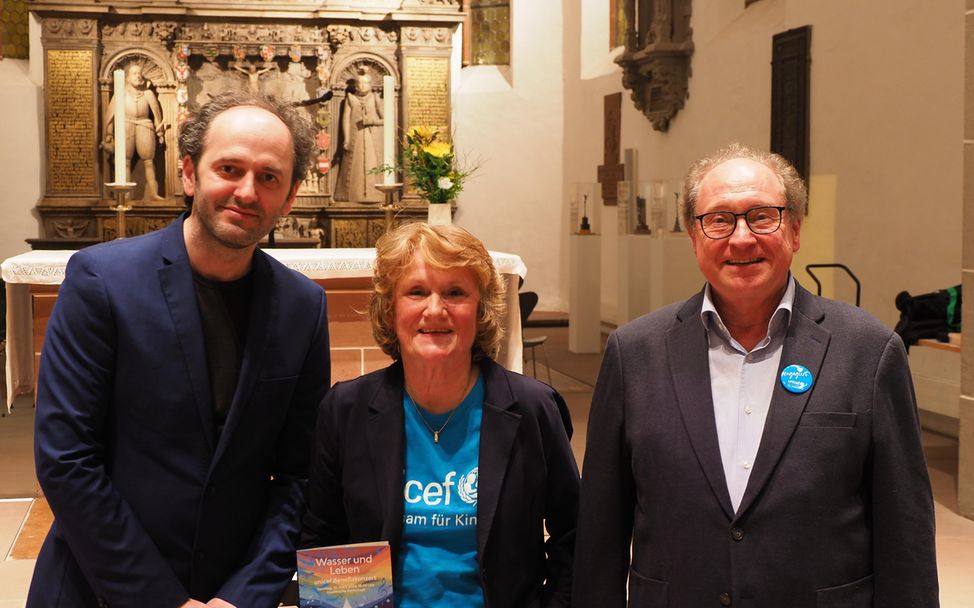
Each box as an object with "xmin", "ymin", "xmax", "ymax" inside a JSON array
[{"xmin": 780, "ymin": 364, "xmax": 813, "ymax": 394}]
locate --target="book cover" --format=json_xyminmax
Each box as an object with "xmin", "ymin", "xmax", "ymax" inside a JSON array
[{"xmin": 297, "ymin": 541, "xmax": 394, "ymax": 608}]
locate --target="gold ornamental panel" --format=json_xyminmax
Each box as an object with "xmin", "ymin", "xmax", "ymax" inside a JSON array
[
  {"xmin": 46, "ymin": 49, "xmax": 97, "ymax": 194},
  {"xmin": 404, "ymin": 56, "xmax": 449, "ymax": 137}
]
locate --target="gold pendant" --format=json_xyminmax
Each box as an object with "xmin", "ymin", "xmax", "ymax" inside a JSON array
[{"xmin": 433, "ymin": 431, "xmax": 439, "ymax": 443}]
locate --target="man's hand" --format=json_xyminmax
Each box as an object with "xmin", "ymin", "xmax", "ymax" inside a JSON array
[
  {"xmin": 206, "ymin": 599, "xmax": 237, "ymax": 608},
  {"xmin": 178, "ymin": 600, "xmax": 207, "ymax": 608}
]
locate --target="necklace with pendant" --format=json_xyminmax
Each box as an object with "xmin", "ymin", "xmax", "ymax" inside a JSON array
[{"xmin": 409, "ymin": 398, "xmax": 460, "ymax": 443}]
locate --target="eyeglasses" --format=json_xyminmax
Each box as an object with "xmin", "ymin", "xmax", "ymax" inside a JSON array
[{"xmin": 694, "ymin": 206, "xmax": 786, "ymax": 240}]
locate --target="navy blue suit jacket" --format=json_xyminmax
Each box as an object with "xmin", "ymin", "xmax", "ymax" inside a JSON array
[
  {"xmin": 301, "ymin": 358, "xmax": 579, "ymax": 608},
  {"xmin": 28, "ymin": 216, "xmax": 330, "ymax": 607},
  {"xmin": 573, "ymin": 283, "xmax": 938, "ymax": 607}
]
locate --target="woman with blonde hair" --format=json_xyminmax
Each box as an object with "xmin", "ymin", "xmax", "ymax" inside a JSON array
[{"xmin": 302, "ymin": 222, "xmax": 579, "ymax": 607}]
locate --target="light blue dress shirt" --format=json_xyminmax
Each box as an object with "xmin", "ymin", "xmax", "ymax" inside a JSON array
[{"xmin": 700, "ymin": 276, "xmax": 795, "ymax": 513}]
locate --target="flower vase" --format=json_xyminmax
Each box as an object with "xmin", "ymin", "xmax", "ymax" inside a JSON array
[{"xmin": 427, "ymin": 202, "xmax": 452, "ymax": 226}]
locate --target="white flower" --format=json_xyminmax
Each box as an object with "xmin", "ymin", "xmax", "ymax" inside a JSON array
[{"xmin": 437, "ymin": 176, "xmax": 454, "ymax": 190}]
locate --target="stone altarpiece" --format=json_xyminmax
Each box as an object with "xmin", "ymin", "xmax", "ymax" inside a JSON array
[{"xmin": 30, "ymin": 0, "xmax": 461, "ymax": 248}]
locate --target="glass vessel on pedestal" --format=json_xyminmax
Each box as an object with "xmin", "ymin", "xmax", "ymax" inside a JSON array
[
  {"xmin": 572, "ymin": 183, "xmax": 600, "ymax": 235},
  {"xmin": 639, "ymin": 180, "xmax": 684, "ymax": 235}
]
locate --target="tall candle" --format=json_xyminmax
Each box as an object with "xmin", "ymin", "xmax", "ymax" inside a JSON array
[
  {"xmin": 382, "ymin": 75, "xmax": 395, "ymax": 185},
  {"xmin": 113, "ymin": 69, "xmax": 127, "ymax": 184}
]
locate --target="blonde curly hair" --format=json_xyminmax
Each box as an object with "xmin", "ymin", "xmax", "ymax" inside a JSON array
[{"xmin": 369, "ymin": 222, "xmax": 507, "ymax": 362}]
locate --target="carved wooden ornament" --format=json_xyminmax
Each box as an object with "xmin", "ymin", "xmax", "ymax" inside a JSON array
[{"xmin": 616, "ymin": 0, "xmax": 694, "ymax": 132}]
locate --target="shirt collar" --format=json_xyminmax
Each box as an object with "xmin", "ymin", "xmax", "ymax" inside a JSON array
[{"xmin": 700, "ymin": 275, "xmax": 796, "ymax": 352}]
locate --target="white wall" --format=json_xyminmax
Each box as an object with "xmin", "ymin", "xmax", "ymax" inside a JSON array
[
  {"xmin": 563, "ymin": 0, "xmax": 963, "ymax": 327},
  {"xmin": 452, "ymin": 0, "xmax": 565, "ymax": 311},
  {"xmin": 0, "ymin": 16, "xmax": 43, "ymax": 263}
]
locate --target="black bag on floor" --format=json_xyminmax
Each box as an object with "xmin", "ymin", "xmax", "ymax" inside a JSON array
[{"xmin": 893, "ymin": 285, "xmax": 961, "ymax": 350}]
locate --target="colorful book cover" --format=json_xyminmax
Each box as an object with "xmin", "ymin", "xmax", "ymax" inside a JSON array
[{"xmin": 297, "ymin": 541, "xmax": 394, "ymax": 608}]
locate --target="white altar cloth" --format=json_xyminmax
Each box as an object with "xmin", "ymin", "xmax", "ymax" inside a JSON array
[{"xmin": 3, "ymin": 248, "xmax": 527, "ymax": 411}]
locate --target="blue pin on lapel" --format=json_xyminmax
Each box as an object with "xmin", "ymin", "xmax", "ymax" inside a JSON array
[{"xmin": 780, "ymin": 364, "xmax": 814, "ymax": 394}]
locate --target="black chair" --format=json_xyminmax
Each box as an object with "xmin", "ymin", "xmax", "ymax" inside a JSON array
[{"xmin": 518, "ymin": 291, "xmax": 551, "ymax": 384}]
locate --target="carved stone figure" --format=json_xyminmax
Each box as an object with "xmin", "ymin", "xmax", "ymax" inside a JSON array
[
  {"xmin": 336, "ymin": 67, "xmax": 384, "ymax": 203},
  {"xmin": 281, "ymin": 60, "xmax": 312, "ymax": 103},
  {"xmin": 232, "ymin": 59, "xmax": 277, "ymax": 93},
  {"xmin": 104, "ymin": 61, "xmax": 165, "ymax": 200},
  {"xmin": 195, "ymin": 61, "xmax": 228, "ymax": 104},
  {"xmin": 315, "ymin": 46, "xmax": 334, "ymax": 96}
]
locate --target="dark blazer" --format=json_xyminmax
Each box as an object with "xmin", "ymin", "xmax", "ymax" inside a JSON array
[
  {"xmin": 573, "ymin": 282, "xmax": 939, "ymax": 608},
  {"xmin": 301, "ymin": 358, "xmax": 579, "ymax": 608},
  {"xmin": 28, "ymin": 216, "xmax": 330, "ymax": 608}
]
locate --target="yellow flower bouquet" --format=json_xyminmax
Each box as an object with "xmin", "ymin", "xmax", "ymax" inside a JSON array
[{"xmin": 400, "ymin": 127, "xmax": 475, "ymax": 204}]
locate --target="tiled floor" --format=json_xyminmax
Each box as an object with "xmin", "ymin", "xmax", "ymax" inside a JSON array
[{"xmin": 2, "ymin": 325, "xmax": 973, "ymax": 606}]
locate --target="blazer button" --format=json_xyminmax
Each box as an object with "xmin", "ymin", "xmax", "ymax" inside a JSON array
[
  {"xmin": 207, "ymin": 485, "xmax": 218, "ymax": 497},
  {"xmin": 97, "ymin": 598, "xmax": 109, "ymax": 608},
  {"xmin": 730, "ymin": 527, "xmax": 744, "ymax": 541},
  {"xmin": 719, "ymin": 591, "xmax": 732, "ymax": 606}
]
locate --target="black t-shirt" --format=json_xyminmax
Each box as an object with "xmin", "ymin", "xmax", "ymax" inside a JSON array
[{"xmin": 192, "ymin": 271, "xmax": 253, "ymax": 438}]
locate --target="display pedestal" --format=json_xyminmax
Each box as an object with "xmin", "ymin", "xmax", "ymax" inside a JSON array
[
  {"xmin": 569, "ymin": 234, "xmax": 602, "ymax": 353},
  {"xmin": 617, "ymin": 234, "xmax": 703, "ymax": 325}
]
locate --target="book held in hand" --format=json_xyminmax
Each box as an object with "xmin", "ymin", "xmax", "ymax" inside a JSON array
[{"xmin": 297, "ymin": 541, "xmax": 393, "ymax": 608}]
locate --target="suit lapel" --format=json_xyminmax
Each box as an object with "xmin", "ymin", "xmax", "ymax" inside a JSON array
[
  {"xmin": 215, "ymin": 251, "xmax": 273, "ymax": 459},
  {"xmin": 667, "ymin": 292, "xmax": 735, "ymax": 519},
  {"xmin": 366, "ymin": 364, "xmax": 407, "ymax": 546},
  {"xmin": 476, "ymin": 361, "xmax": 521, "ymax": 557},
  {"xmin": 157, "ymin": 216, "xmax": 215, "ymax": 451},
  {"xmin": 736, "ymin": 285, "xmax": 830, "ymax": 517}
]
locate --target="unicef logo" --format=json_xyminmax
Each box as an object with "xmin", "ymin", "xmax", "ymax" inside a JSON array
[{"xmin": 457, "ymin": 467, "xmax": 478, "ymax": 505}]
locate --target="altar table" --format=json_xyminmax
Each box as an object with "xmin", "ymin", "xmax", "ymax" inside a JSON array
[{"xmin": 2, "ymin": 248, "xmax": 527, "ymax": 412}]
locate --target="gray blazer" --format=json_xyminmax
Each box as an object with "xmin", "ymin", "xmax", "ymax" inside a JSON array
[{"xmin": 573, "ymin": 282, "xmax": 938, "ymax": 608}]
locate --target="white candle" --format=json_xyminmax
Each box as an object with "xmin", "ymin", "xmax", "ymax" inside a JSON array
[
  {"xmin": 113, "ymin": 69, "xmax": 127, "ymax": 184},
  {"xmin": 382, "ymin": 75, "xmax": 395, "ymax": 185}
]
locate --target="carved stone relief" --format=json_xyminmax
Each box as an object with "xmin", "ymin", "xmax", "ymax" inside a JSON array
[{"xmin": 616, "ymin": 0, "xmax": 694, "ymax": 132}]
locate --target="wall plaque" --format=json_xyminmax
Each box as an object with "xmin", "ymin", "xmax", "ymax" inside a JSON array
[
  {"xmin": 404, "ymin": 56, "xmax": 450, "ymax": 136},
  {"xmin": 46, "ymin": 49, "xmax": 97, "ymax": 194}
]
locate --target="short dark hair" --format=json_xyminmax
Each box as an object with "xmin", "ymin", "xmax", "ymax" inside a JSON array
[
  {"xmin": 682, "ymin": 142, "xmax": 807, "ymax": 230},
  {"xmin": 177, "ymin": 91, "xmax": 315, "ymax": 205}
]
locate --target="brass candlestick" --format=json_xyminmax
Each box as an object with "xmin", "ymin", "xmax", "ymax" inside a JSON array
[
  {"xmin": 375, "ymin": 183, "xmax": 404, "ymax": 233},
  {"xmin": 106, "ymin": 182, "xmax": 137, "ymax": 239}
]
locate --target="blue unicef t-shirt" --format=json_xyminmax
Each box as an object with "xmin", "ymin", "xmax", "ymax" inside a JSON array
[{"xmin": 397, "ymin": 374, "xmax": 484, "ymax": 608}]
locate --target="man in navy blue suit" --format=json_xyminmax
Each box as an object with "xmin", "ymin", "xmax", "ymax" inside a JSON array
[{"xmin": 28, "ymin": 91, "xmax": 330, "ymax": 608}]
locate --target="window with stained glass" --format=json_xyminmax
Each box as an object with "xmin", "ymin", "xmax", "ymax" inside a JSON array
[
  {"xmin": 469, "ymin": 0, "xmax": 510, "ymax": 66},
  {"xmin": 1, "ymin": 0, "xmax": 30, "ymax": 59}
]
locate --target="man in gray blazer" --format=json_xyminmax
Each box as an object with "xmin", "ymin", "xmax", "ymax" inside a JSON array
[{"xmin": 573, "ymin": 143, "xmax": 938, "ymax": 607}]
